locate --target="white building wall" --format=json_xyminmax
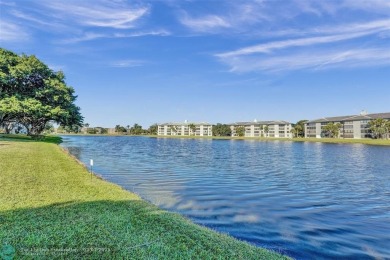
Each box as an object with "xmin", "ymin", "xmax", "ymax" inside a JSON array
[
  {"xmin": 353, "ymin": 121, "xmax": 361, "ymax": 139},
  {"xmin": 274, "ymin": 124, "xmax": 279, "ymax": 138},
  {"xmin": 316, "ymin": 123, "xmax": 322, "ymax": 138}
]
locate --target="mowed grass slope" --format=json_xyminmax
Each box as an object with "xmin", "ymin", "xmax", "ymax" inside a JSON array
[{"xmin": 0, "ymin": 136, "xmax": 289, "ymax": 259}]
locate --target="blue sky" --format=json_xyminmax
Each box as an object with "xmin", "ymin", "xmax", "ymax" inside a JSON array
[{"xmin": 1, "ymin": 0, "xmax": 390, "ymax": 127}]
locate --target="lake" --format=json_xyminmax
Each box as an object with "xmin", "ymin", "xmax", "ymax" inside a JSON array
[{"xmin": 60, "ymin": 136, "xmax": 390, "ymax": 259}]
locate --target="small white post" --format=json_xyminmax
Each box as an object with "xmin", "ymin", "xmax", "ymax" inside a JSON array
[{"xmin": 90, "ymin": 159, "xmax": 94, "ymax": 180}]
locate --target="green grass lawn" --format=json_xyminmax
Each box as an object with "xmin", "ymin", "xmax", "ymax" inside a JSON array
[{"xmin": 0, "ymin": 135, "xmax": 289, "ymax": 259}]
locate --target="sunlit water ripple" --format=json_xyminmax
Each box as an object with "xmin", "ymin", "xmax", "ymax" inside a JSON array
[{"xmin": 60, "ymin": 136, "xmax": 390, "ymax": 259}]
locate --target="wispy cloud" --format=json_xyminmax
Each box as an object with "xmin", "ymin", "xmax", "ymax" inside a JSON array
[
  {"xmin": 180, "ymin": 13, "xmax": 231, "ymax": 32},
  {"xmin": 1, "ymin": 0, "xmax": 167, "ymax": 45},
  {"xmin": 0, "ymin": 21, "xmax": 29, "ymax": 42},
  {"xmin": 342, "ymin": 0, "xmax": 390, "ymax": 14},
  {"xmin": 177, "ymin": 0, "xmax": 390, "ymax": 37},
  {"xmin": 38, "ymin": 0, "xmax": 150, "ymax": 29},
  {"xmin": 177, "ymin": 1, "xmax": 269, "ymax": 33},
  {"xmin": 217, "ymin": 24, "xmax": 390, "ymax": 58},
  {"xmin": 10, "ymin": 10, "xmax": 53, "ymax": 26},
  {"xmin": 219, "ymin": 47, "xmax": 390, "ymax": 73},
  {"xmin": 109, "ymin": 59, "xmax": 146, "ymax": 68},
  {"xmin": 61, "ymin": 30, "xmax": 171, "ymax": 44},
  {"xmin": 47, "ymin": 63, "xmax": 66, "ymax": 72},
  {"xmin": 114, "ymin": 30, "xmax": 171, "ymax": 38},
  {"xmin": 216, "ymin": 18, "xmax": 390, "ymax": 72}
]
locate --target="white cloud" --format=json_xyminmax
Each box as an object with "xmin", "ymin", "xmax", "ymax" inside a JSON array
[
  {"xmin": 10, "ymin": 10, "xmax": 52, "ymax": 26},
  {"xmin": 215, "ymin": 17, "xmax": 390, "ymax": 73},
  {"xmin": 0, "ymin": 21, "xmax": 29, "ymax": 42},
  {"xmin": 60, "ymin": 32, "xmax": 107, "ymax": 44},
  {"xmin": 61, "ymin": 30, "xmax": 171, "ymax": 44},
  {"xmin": 109, "ymin": 59, "xmax": 145, "ymax": 68},
  {"xmin": 217, "ymin": 19, "xmax": 390, "ymax": 58},
  {"xmin": 113, "ymin": 30, "xmax": 171, "ymax": 38},
  {"xmin": 180, "ymin": 14, "xmax": 231, "ymax": 32},
  {"xmin": 41, "ymin": 0, "xmax": 149, "ymax": 29},
  {"xmin": 47, "ymin": 63, "xmax": 66, "ymax": 72},
  {"xmin": 342, "ymin": 0, "xmax": 390, "ymax": 14},
  {"xmin": 219, "ymin": 48, "xmax": 390, "ymax": 73}
]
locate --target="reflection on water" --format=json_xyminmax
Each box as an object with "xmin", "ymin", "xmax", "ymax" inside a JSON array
[{"xmin": 61, "ymin": 136, "xmax": 390, "ymax": 259}]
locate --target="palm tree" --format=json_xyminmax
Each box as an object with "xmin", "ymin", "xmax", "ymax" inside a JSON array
[
  {"xmin": 322, "ymin": 122, "xmax": 342, "ymax": 138},
  {"xmin": 368, "ymin": 118, "xmax": 388, "ymax": 139},
  {"xmin": 264, "ymin": 125, "xmax": 269, "ymax": 137},
  {"xmin": 259, "ymin": 125, "xmax": 264, "ymax": 137},
  {"xmin": 386, "ymin": 121, "xmax": 390, "ymax": 139},
  {"xmin": 294, "ymin": 124, "xmax": 303, "ymax": 138},
  {"xmin": 236, "ymin": 126, "xmax": 245, "ymax": 137},
  {"xmin": 169, "ymin": 125, "xmax": 177, "ymax": 135},
  {"xmin": 290, "ymin": 126, "xmax": 297, "ymax": 138},
  {"xmin": 188, "ymin": 123, "xmax": 196, "ymax": 136}
]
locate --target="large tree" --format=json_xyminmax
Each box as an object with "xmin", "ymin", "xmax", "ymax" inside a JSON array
[
  {"xmin": 168, "ymin": 125, "xmax": 178, "ymax": 135},
  {"xmin": 148, "ymin": 124, "xmax": 158, "ymax": 135},
  {"xmin": 188, "ymin": 123, "xmax": 196, "ymax": 136},
  {"xmin": 129, "ymin": 123, "xmax": 143, "ymax": 135},
  {"xmin": 115, "ymin": 125, "xmax": 127, "ymax": 133},
  {"xmin": 0, "ymin": 48, "xmax": 83, "ymax": 135},
  {"xmin": 291, "ymin": 120, "xmax": 307, "ymax": 138},
  {"xmin": 235, "ymin": 126, "xmax": 245, "ymax": 137},
  {"xmin": 212, "ymin": 124, "xmax": 231, "ymax": 136},
  {"xmin": 322, "ymin": 122, "xmax": 342, "ymax": 138},
  {"xmin": 263, "ymin": 125, "xmax": 269, "ymax": 137},
  {"xmin": 368, "ymin": 118, "xmax": 389, "ymax": 139}
]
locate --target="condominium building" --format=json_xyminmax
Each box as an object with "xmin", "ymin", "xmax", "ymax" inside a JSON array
[
  {"xmin": 305, "ymin": 112, "xmax": 390, "ymax": 139},
  {"xmin": 157, "ymin": 121, "xmax": 213, "ymax": 136},
  {"xmin": 230, "ymin": 120, "xmax": 292, "ymax": 138}
]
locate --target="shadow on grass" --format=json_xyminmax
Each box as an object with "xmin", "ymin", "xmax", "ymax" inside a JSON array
[
  {"xmin": 0, "ymin": 200, "xmax": 288, "ymax": 259},
  {"xmin": 0, "ymin": 134, "xmax": 62, "ymax": 144}
]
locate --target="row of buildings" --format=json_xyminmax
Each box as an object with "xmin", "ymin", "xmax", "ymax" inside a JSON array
[
  {"xmin": 157, "ymin": 111, "xmax": 390, "ymax": 139},
  {"xmin": 157, "ymin": 120, "xmax": 292, "ymax": 138}
]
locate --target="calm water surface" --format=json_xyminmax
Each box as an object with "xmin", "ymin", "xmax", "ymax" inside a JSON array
[{"xmin": 60, "ymin": 136, "xmax": 390, "ymax": 259}]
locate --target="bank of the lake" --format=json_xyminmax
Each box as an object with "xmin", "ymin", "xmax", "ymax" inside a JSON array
[
  {"xmin": 55, "ymin": 133, "xmax": 390, "ymax": 146},
  {"xmin": 61, "ymin": 135, "xmax": 390, "ymax": 259},
  {"xmin": 0, "ymin": 135, "xmax": 288, "ymax": 259},
  {"xmin": 151, "ymin": 135, "xmax": 390, "ymax": 146}
]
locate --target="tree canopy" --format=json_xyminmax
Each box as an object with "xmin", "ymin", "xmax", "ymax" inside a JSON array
[
  {"xmin": 235, "ymin": 126, "xmax": 245, "ymax": 137},
  {"xmin": 0, "ymin": 48, "xmax": 83, "ymax": 135},
  {"xmin": 148, "ymin": 124, "xmax": 158, "ymax": 135},
  {"xmin": 291, "ymin": 120, "xmax": 307, "ymax": 138},
  {"xmin": 212, "ymin": 124, "xmax": 231, "ymax": 136},
  {"xmin": 368, "ymin": 118, "xmax": 390, "ymax": 139},
  {"xmin": 115, "ymin": 125, "xmax": 127, "ymax": 133},
  {"xmin": 129, "ymin": 123, "xmax": 143, "ymax": 135},
  {"xmin": 322, "ymin": 122, "xmax": 342, "ymax": 138},
  {"xmin": 188, "ymin": 123, "xmax": 196, "ymax": 136}
]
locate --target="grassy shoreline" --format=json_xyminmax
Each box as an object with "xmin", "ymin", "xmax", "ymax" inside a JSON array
[
  {"xmin": 0, "ymin": 135, "xmax": 288, "ymax": 259},
  {"xmin": 149, "ymin": 135, "xmax": 390, "ymax": 146},
  {"xmin": 41, "ymin": 133, "xmax": 390, "ymax": 146}
]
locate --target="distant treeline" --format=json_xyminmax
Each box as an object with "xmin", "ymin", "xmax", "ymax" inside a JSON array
[{"xmin": 56, "ymin": 123, "xmax": 158, "ymax": 135}]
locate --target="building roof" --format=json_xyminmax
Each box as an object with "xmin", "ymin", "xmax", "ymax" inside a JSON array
[
  {"xmin": 307, "ymin": 112, "xmax": 390, "ymax": 123},
  {"xmin": 158, "ymin": 122, "xmax": 212, "ymax": 126},
  {"xmin": 229, "ymin": 120, "xmax": 291, "ymax": 126}
]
